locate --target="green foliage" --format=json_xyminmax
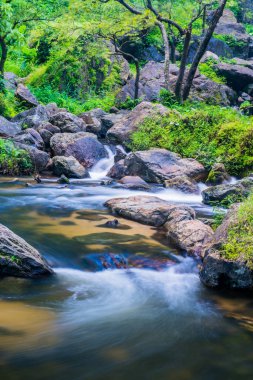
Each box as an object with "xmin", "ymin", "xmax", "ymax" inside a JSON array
[
  {"xmin": 0, "ymin": 139, "xmax": 33, "ymax": 175},
  {"xmin": 159, "ymin": 89, "xmax": 178, "ymax": 107},
  {"xmin": 222, "ymin": 193, "xmax": 253, "ymax": 267},
  {"xmin": 30, "ymin": 85, "xmax": 115, "ymax": 113},
  {"xmin": 0, "ymin": 89, "xmax": 25, "ymax": 118},
  {"xmin": 129, "ymin": 104, "xmax": 253, "ymax": 175},
  {"xmin": 199, "ymin": 59, "xmax": 225, "ymax": 84},
  {"xmin": 214, "ymin": 34, "xmax": 248, "ymax": 49},
  {"xmin": 119, "ymin": 97, "xmax": 141, "ymax": 110}
]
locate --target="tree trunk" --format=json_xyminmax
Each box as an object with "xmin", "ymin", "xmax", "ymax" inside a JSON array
[
  {"xmin": 182, "ymin": 0, "xmax": 227, "ymax": 101},
  {"xmin": 170, "ymin": 37, "xmax": 176, "ymax": 64},
  {"xmin": 0, "ymin": 37, "xmax": 7, "ymax": 76},
  {"xmin": 133, "ymin": 58, "xmax": 140, "ymax": 100},
  {"xmin": 175, "ymin": 28, "xmax": 192, "ymax": 102},
  {"xmin": 156, "ymin": 21, "xmax": 170, "ymax": 90}
]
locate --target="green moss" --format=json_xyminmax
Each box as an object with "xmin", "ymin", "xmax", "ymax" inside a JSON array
[
  {"xmin": 129, "ymin": 104, "xmax": 253, "ymax": 175},
  {"xmin": 0, "ymin": 139, "xmax": 33, "ymax": 175},
  {"xmin": 199, "ymin": 61, "xmax": 225, "ymax": 84},
  {"xmin": 222, "ymin": 193, "xmax": 253, "ymax": 268}
]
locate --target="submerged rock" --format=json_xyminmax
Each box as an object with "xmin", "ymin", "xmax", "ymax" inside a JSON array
[{"xmin": 0, "ymin": 224, "xmax": 53, "ymax": 278}]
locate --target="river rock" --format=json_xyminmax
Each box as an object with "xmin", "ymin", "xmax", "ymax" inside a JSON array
[
  {"xmin": 125, "ymin": 149, "xmax": 207, "ymax": 184},
  {"xmin": 106, "ymin": 102, "xmax": 169, "ymax": 145},
  {"xmin": 200, "ymin": 205, "xmax": 253, "ymax": 289},
  {"xmin": 107, "ymin": 160, "xmax": 127, "ymax": 179},
  {"xmin": 105, "ymin": 195, "xmax": 214, "ymax": 255},
  {"xmin": 118, "ymin": 176, "xmax": 150, "ymax": 190},
  {"xmin": 15, "ymin": 84, "xmax": 39, "ymax": 107},
  {"xmin": 105, "ymin": 195, "xmax": 190, "ymax": 227},
  {"xmin": 202, "ymin": 177, "xmax": 253, "ymax": 205},
  {"xmin": 49, "ymin": 112, "xmax": 86, "ymax": 133},
  {"xmin": 0, "ymin": 116, "xmax": 21, "ymax": 138},
  {"xmin": 52, "ymin": 156, "xmax": 89, "ymax": 179},
  {"xmin": 165, "ymin": 217, "xmax": 214, "ymax": 257},
  {"xmin": 50, "ymin": 132, "xmax": 108, "ymax": 168},
  {"xmin": 0, "ymin": 224, "xmax": 53, "ymax": 278},
  {"xmin": 164, "ymin": 175, "xmax": 199, "ymax": 194},
  {"xmin": 206, "ymin": 163, "xmax": 230, "ymax": 185}
]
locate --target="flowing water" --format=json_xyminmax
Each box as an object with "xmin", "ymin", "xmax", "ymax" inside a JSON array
[{"xmin": 0, "ymin": 152, "xmax": 253, "ymax": 380}]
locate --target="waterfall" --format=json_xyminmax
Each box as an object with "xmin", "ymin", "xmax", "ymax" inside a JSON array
[{"xmin": 89, "ymin": 146, "xmax": 115, "ymax": 180}]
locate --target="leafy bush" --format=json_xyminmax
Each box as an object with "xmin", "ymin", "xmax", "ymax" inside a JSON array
[
  {"xmin": 119, "ymin": 96, "xmax": 141, "ymax": 110},
  {"xmin": 129, "ymin": 104, "xmax": 253, "ymax": 175},
  {"xmin": 0, "ymin": 139, "xmax": 33, "ymax": 175},
  {"xmin": 199, "ymin": 60, "xmax": 225, "ymax": 84},
  {"xmin": 159, "ymin": 89, "xmax": 178, "ymax": 107}
]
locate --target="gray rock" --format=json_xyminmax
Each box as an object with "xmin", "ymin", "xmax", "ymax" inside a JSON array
[
  {"xmin": 164, "ymin": 175, "xmax": 199, "ymax": 194},
  {"xmin": 105, "ymin": 195, "xmax": 213, "ymax": 256},
  {"xmin": 0, "ymin": 223, "xmax": 53, "ymax": 278},
  {"xmin": 50, "ymin": 132, "xmax": 108, "ymax": 168},
  {"xmin": 0, "ymin": 116, "xmax": 21, "ymax": 138},
  {"xmin": 13, "ymin": 128, "xmax": 45, "ymax": 151},
  {"xmin": 52, "ymin": 156, "xmax": 89, "ymax": 179},
  {"xmin": 125, "ymin": 148, "xmax": 207, "ymax": 184},
  {"xmin": 206, "ymin": 163, "xmax": 230, "ymax": 186},
  {"xmin": 12, "ymin": 105, "xmax": 49, "ymax": 129},
  {"xmin": 200, "ymin": 205, "xmax": 253, "ymax": 289},
  {"xmin": 4, "ymin": 72, "xmax": 18, "ymax": 90},
  {"xmin": 107, "ymin": 102, "xmax": 169, "ymax": 145},
  {"xmin": 202, "ymin": 177, "xmax": 253, "ymax": 205},
  {"xmin": 15, "ymin": 84, "xmax": 39, "ymax": 107},
  {"xmin": 49, "ymin": 112, "xmax": 86, "ymax": 133},
  {"xmin": 118, "ymin": 176, "xmax": 150, "ymax": 190},
  {"xmin": 107, "ymin": 160, "xmax": 127, "ymax": 179},
  {"xmin": 215, "ymin": 63, "xmax": 253, "ymax": 91}
]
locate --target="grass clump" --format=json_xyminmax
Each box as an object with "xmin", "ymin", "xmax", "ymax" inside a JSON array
[
  {"xmin": 0, "ymin": 139, "xmax": 33, "ymax": 175},
  {"xmin": 129, "ymin": 104, "xmax": 253, "ymax": 175},
  {"xmin": 222, "ymin": 193, "xmax": 253, "ymax": 267}
]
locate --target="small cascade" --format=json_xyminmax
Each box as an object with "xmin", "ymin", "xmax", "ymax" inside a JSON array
[{"xmin": 89, "ymin": 145, "xmax": 115, "ymax": 180}]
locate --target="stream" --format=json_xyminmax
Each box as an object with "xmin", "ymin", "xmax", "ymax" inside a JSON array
[{"xmin": 0, "ymin": 149, "xmax": 253, "ymax": 380}]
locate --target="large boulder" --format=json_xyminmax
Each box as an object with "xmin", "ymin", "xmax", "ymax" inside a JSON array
[
  {"xmin": 0, "ymin": 224, "xmax": 53, "ymax": 278},
  {"xmin": 215, "ymin": 63, "xmax": 253, "ymax": 91},
  {"xmin": 239, "ymin": 0, "xmax": 253, "ymax": 25},
  {"xmin": 0, "ymin": 116, "xmax": 21, "ymax": 138},
  {"xmin": 52, "ymin": 156, "xmax": 89, "ymax": 179},
  {"xmin": 12, "ymin": 105, "xmax": 49, "ymax": 129},
  {"xmin": 202, "ymin": 177, "xmax": 253, "ymax": 205},
  {"xmin": 13, "ymin": 128, "xmax": 45, "ymax": 151},
  {"xmin": 105, "ymin": 195, "xmax": 191, "ymax": 227},
  {"xmin": 165, "ymin": 210, "xmax": 214, "ymax": 257},
  {"xmin": 50, "ymin": 132, "xmax": 108, "ymax": 168},
  {"xmin": 37, "ymin": 122, "xmax": 61, "ymax": 148},
  {"xmin": 15, "ymin": 84, "xmax": 39, "ymax": 107},
  {"xmin": 4, "ymin": 72, "xmax": 18, "ymax": 90},
  {"xmin": 106, "ymin": 102, "xmax": 169, "ymax": 145},
  {"xmin": 107, "ymin": 159, "xmax": 127, "ymax": 179},
  {"xmin": 49, "ymin": 112, "xmax": 86, "ymax": 133},
  {"xmin": 200, "ymin": 205, "xmax": 253, "ymax": 289},
  {"xmin": 188, "ymin": 37, "xmax": 233, "ymax": 63},
  {"xmin": 124, "ymin": 149, "xmax": 207, "ymax": 184},
  {"xmin": 214, "ymin": 9, "xmax": 251, "ymax": 58},
  {"xmin": 105, "ymin": 195, "xmax": 214, "ymax": 256}
]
